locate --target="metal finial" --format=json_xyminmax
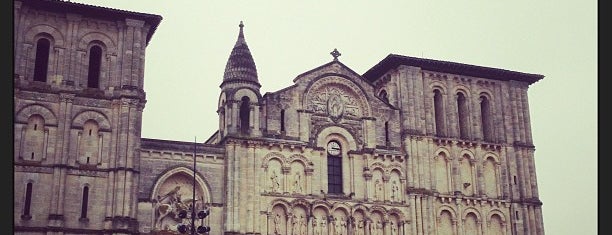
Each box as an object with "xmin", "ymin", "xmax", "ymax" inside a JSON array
[
  {"xmin": 330, "ymin": 48, "xmax": 341, "ymax": 61},
  {"xmin": 239, "ymin": 21, "xmax": 244, "ymax": 28}
]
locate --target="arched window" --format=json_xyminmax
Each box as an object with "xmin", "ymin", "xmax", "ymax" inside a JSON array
[
  {"xmin": 326, "ymin": 140, "xmax": 342, "ymax": 194},
  {"xmin": 480, "ymin": 96, "xmax": 492, "ymax": 141},
  {"xmin": 33, "ymin": 38, "xmax": 50, "ymax": 82},
  {"xmin": 240, "ymin": 96, "xmax": 250, "ymax": 134},
  {"xmin": 280, "ymin": 109, "xmax": 285, "ymax": 132},
  {"xmin": 80, "ymin": 186, "xmax": 89, "ymax": 219},
  {"xmin": 457, "ymin": 92, "xmax": 469, "ymax": 139},
  {"xmin": 384, "ymin": 121, "xmax": 390, "ymax": 145},
  {"xmin": 379, "ymin": 90, "xmax": 389, "ymax": 103},
  {"xmin": 21, "ymin": 182, "xmax": 33, "ymax": 220},
  {"xmin": 433, "ymin": 89, "xmax": 445, "ymax": 137},
  {"xmin": 87, "ymin": 45, "xmax": 102, "ymax": 88}
]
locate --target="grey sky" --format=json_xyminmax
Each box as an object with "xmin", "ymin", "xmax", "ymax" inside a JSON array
[{"xmin": 71, "ymin": 1, "xmax": 598, "ymax": 234}]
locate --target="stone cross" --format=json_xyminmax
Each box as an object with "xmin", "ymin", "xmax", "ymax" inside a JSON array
[{"xmin": 331, "ymin": 48, "xmax": 341, "ymax": 61}]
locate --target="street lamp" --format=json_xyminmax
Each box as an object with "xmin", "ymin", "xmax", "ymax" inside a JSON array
[{"xmin": 177, "ymin": 137, "xmax": 211, "ymax": 235}]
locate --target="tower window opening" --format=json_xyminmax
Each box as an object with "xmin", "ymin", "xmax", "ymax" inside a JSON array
[
  {"xmin": 379, "ymin": 90, "xmax": 389, "ymax": 103},
  {"xmin": 457, "ymin": 92, "xmax": 469, "ymax": 139},
  {"xmin": 33, "ymin": 38, "xmax": 50, "ymax": 82},
  {"xmin": 81, "ymin": 186, "xmax": 89, "ymax": 219},
  {"xmin": 434, "ymin": 89, "xmax": 445, "ymax": 137},
  {"xmin": 23, "ymin": 182, "xmax": 33, "ymax": 217},
  {"xmin": 480, "ymin": 96, "xmax": 492, "ymax": 141},
  {"xmin": 240, "ymin": 96, "xmax": 250, "ymax": 134},
  {"xmin": 280, "ymin": 109, "xmax": 285, "ymax": 132},
  {"xmin": 87, "ymin": 45, "xmax": 102, "ymax": 88},
  {"xmin": 384, "ymin": 121, "xmax": 390, "ymax": 145}
]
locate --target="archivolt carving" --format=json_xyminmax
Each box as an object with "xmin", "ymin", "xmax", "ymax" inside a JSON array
[
  {"xmin": 369, "ymin": 206, "xmax": 388, "ymax": 219},
  {"xmin": 436, "ymin": 205, "xmax": 458, "ymax": 219},
  {"xmin": 312, "ymin": 201, "xmax": 333, "ymax": 212},
  {"xmin": 330, "ymin": 202, "xmax": 351, "ymax": 215},
  {"xmin": 15, "ymin": 104, "xmax": 57, "ymax": 125},
  {"xmin": 72, "ymin": 110, "xmax": 111, "ymax": 131},
  {"xmin": 369, "ymin": 162, "xmax": 390, "ymax": 175},
  {"xmin": 462, "ymin": 207, "xmax": 482, "ymax": 221},
  {"xmin": 459, "ymin": 150, "xmax": 476, "ymax": 160},
  {"xmin": 291, "ymin": 199, "xmax": 311, "ymax": 215},
  {"xmin": 388, "ymin": 163, "xmax": 404, "ymax": 174},
  {"xmin": 352, "ymin": 204, "xmax": 370, "ymax": 217},
  {"xmin": 268, "ymin": 198, "xmax": 292, "ymax": 212},
  {"xmin": 486, "ymin": 209, "xmax": 507, "ymax": 223},
  {"xmin": 78, "ymin": 32, "xmax": 115, "ymax": 52},
  {"xmin": 288, "ymin": 154, "xmax": 314, "ymax": 170},
  {"xmin": 24, "ymin": 24, "xmax": 65, "ymax": 46},
  {"xmin": 304, "ymin": 76, "xmax": 371, "ymax": 117},
  {"xmin": 234, "ymin": 88, "xmax": 260, "ymax": 102},
  {"xmin": 387, "ymin": 208, "xmax": 405, "ymax": 221},
  {"xmin": 261, "ymin": 152, "xmax": 287, "ymax": 168},
  {"xmin": 434, "ymin": 149, "xmax": 452, "ymax": 161},
  {"xmin": 483, "ymin": 153, "xmax": 500, "ymax": 164}
]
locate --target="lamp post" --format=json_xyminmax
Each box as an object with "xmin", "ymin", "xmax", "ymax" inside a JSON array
[{"xmin": 177, "ymin": 137, "xmax": 211, "ymax": 235}]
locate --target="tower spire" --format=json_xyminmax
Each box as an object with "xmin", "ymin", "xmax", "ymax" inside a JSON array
[{"xmin": 222, "ymin": 21, "xmax": 260, "ymax": 86}]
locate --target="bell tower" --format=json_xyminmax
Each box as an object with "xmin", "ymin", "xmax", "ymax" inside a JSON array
[{"xmin": 218, "ymin": 21, "xmax": 262, "ymax": 138}]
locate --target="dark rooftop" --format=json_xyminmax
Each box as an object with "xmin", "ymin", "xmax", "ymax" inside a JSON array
[{"xmin": 362, "ymin": 54, "xmax": 544, "ymax": 84}]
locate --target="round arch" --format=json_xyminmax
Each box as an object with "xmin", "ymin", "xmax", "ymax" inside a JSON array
[
  {"xmin": 15, "ymin": 104, "xmax": 58, "ymax": 125},
  {"xmin": 150, "ymin": 166, "xmax": 213, "ymax": 203},
  {"xmin": 72, "ymin": 110, "xmax": 111, "ymax": 131},
  {"xmin": 24, "ymin": 24, "xmax": 65, "ymax": 47},
  {"xmin": 315, "ymin": 126, "xmax": 358, "ymax": 151}
]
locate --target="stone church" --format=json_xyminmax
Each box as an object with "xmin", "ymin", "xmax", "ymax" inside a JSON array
[{"xmin": 13, "ymin": 0, "xmax": 546, "ymax": 234}]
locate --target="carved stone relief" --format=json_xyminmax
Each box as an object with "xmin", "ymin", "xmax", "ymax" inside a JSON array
[
  {"xmin": 306, "ymin": 78, "xmax": 370, "ymax": 120},
  {"xmin": 153, "ymin": 173, "xmax": 205, "ymax": 232}
]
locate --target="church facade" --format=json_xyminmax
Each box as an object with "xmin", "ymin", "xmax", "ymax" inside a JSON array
[{"xmin": 13, "ymin": 0, "xmax": 546, "ymax": 235}]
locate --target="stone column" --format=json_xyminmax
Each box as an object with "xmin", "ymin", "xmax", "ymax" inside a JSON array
[
  {"xmin": 247, "ymin": 142, "xmax": 256, "ymax": 233},
  {"xmin": 349, "ymin": 153, "xmax": 355, "ymax": 194},
  {"xmin": 363, "ymin": 167, "xmax": 372, "ymax": 201},
  {"xmin": 305, "ymin": 168, "xmax": 314, "ymax": 196},
  {"xmin": 282, "ymin": 166, "xmax": 291, "ymax": 194},
  {"xmin": 382, "ymin": 175, "xmax": 390, "ymax": 202}
]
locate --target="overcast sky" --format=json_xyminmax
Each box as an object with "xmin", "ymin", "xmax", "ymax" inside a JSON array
[{"xmin": 71, "ymin": 1, "xmax": 597, "ymax": 234}]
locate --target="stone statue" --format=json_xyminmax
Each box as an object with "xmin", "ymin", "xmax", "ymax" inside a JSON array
[
  {"xmin": 299, "ymin": 215, "xmax": 307, "ymax": 235},
  {"xmin": 158, "ymin": 185, "xmax": 181, "ymax": 203},
  {"xmin": 391, "ymin": 180, "xmax": 400, "ymax": 202},
  {"xmin": 293, "ymin": 172, "xmax": 303, "ymax": 193},
  {"xmin": 154, "ymin": 185, "xmax": 184, "ymax": 230},
  {"xmin": 327, "ymin": 94, "xmax": 344, "ymax": 118},
  {"xmin": 375, "ymin": 220, "xmax": 383, "ymax": 235},
  {"xmin": 270, "ymin": 170, "xmax": 280, "ymax": 192},
  {"xmin": 390, "ymin": 221, "xmax": 398, "ymax": 235},
  {"xmin": 334, "ymin": 217, "xmax": 342, "ymax": 235},
  {"xmin": 356, "ymin": 219, "xmax": 364, "ymax": 235},
  {"xmin": 274, "ymin": 213, "xmax": 282, "ymax": 235},
  {"xmin": 292, "ymin": 215, "xmax": 298, "ymax": 235},
  {"xmin": 374, "ymin": 179, "xmax": 383, "ymax": 201},
  {"xmin": 313, "ymin": 216, "xmax": 320, "ymax": 235},
  {"xmin": 321, "ymin": 217, "xmax": 327, "ymax": 235}
]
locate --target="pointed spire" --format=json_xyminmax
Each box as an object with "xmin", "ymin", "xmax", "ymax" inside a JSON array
[
  {"xmin": 223, "ymin": 21, "xmax": 259, "ymax": 85},
  {"xmin": 236, "ymin": 21, "xmax": 245, "ymax": 46}
]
